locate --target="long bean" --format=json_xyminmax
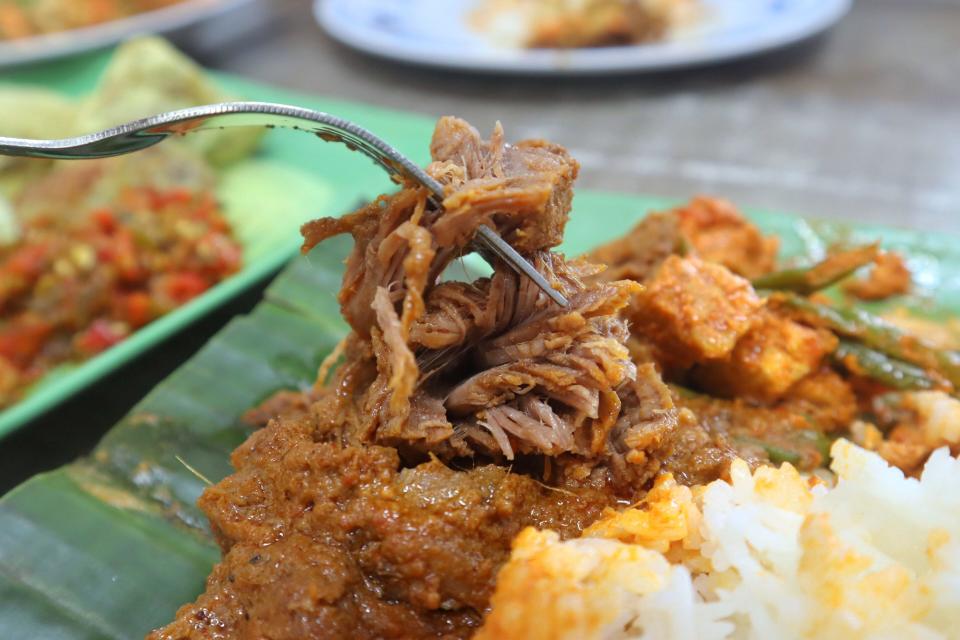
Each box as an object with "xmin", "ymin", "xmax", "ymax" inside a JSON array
[
  {"xmin": 734, "ymin": 435, "xmax": 803, "ymax": 466},
  {"xmin": 796, "ymin": 429, "xmax": 834, "ymax": 464},
  {"xmin": 772, "ymin": 292, "xmax": 960, "ymax": 389},
  {"xmin": 752, "ymin": 244, "xmax": 878, "ymax": 294},
  {"xmin": 832, "ymin": 340, "xmax": 939, "ymax": 391}
]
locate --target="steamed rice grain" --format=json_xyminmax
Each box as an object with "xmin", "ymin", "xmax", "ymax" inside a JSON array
[{"xmin": 477, "ymin": 440, "xmax": 960, "ymax": 639}]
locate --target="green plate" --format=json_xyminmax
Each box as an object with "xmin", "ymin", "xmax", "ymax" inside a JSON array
[
  {"xmin": 2, "ymin": 51, "xmax": 960, "ymax": 640},
  {"xmin": 0, "ymin": 50, "xmax": 440, "ymax": 439}
]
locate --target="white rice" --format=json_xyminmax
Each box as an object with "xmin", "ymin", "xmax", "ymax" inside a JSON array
[{"xmin": 477, "ymin": 440, "xmax": 960, "ymax": 640}]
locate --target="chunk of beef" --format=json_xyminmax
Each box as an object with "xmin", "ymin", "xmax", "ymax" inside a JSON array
[
  {"xmin": 297, "ymin": 117, "xmax": 690, "ymax": 486},
  {"xmin": 429, "ymin": 118, "xmax": 579, "ymax": 255},
  {"xmin": 606, "ymin": 364, "xmax": 738, "ymax": 487}
]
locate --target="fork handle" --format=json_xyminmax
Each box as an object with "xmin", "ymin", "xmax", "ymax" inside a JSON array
[{"xmin": 0, "ymin": 101, "xmax": 446, "ymax": 197}]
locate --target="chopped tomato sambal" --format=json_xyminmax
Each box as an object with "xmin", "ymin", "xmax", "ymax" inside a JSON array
[{"xmin": 0, "ymin": 182, "xmax": 240, "ymax": 407}]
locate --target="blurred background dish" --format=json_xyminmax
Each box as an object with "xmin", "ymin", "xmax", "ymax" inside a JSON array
[
  {"xmin": 315, "ymin": 0, "xmax": 852, "ymax": 74},
  {"xmin": 0, "ymin": 37, "xmax": 338, "ymax": 436},
  {"xmin": 0, "ymin": 0, "xmax": 252, "ymax": 67},
  {"xmin": 0, "ymin": 0, "xmax": 190, "ymax": 40},
  {"xmin": 469, "ymin": 0, "xmax": 703, "ymax": 50}
]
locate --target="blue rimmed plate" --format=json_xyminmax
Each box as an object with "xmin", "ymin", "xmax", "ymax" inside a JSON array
[{"xmin": 316, "ymin": 0, "xmax": 851, "ymax": 75}]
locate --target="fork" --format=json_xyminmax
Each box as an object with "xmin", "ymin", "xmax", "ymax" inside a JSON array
[{"xmin": 0, "ymin": 101, "xmax": 567, "ymax": 307}]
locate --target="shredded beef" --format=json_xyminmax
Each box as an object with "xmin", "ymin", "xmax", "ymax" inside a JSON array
[{"xmin": 297, "ymin": 119, "xmax": 668, "ymax": 473}]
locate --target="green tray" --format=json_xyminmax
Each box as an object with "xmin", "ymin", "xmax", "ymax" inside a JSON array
[
  {"xmin": 2, "ymin": 51, "xmax": 960, "ymax": 640},
  {"xmin": 0, "ymin": 50, "xmax": 440, "ymax": 439}
]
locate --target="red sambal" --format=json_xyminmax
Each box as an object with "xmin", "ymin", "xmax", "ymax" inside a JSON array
[{"xmin": 0, "ymin": 184, "xmax": 241, "ymax": 407}]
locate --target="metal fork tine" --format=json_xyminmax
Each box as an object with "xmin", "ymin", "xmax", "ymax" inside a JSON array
[{"xmin": 474, "ymin": 226, "xmax": 568, "ymax": 307}]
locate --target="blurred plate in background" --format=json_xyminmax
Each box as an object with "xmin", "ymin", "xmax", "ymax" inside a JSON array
[
  {"xmin": 316, "ymin": 0, "xmax": 852, "ymax": 75},
  {"xmin": 0, "ymin": 0, "xmax": 253, "ymax": 68}
]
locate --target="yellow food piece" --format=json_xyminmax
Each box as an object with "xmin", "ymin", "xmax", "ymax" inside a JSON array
[{"xmin": 475, "ymin": 528, "xmax": 677, "ymax": 640}]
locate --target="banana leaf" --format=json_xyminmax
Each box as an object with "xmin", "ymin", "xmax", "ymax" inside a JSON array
[
  {"xmin": 0, "ymin": 242, "xmax": 350, "ymax": 639},
  {"xmin": 3, "ymin": 55, "xmax": 960, "ymax": 640}
]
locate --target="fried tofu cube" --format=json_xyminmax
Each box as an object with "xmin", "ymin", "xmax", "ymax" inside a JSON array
[
  {"xmin": 633, "ymin": 255, "xmax": 764, "ymax": 367},
  {"xmin": 695, "ymin": 310, "xmax": 838, "ymax": 402}
]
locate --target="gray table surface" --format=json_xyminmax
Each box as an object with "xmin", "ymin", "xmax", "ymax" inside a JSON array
[
  {"xmin": 191, "ymin": 0, "xmax": 959, "ymax": 233},
  {"xmin": 2, "ymin": 0, "xmax": 958, "ymax": 491}
]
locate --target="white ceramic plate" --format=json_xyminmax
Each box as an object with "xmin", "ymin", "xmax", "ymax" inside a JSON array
[
  {"xmin": 316, "ymin": 0, "xmax": 852, "ymax": 75},
  {"xmin": 0, "ymin": 0, "xmax": 253, "ymax": 68}
]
